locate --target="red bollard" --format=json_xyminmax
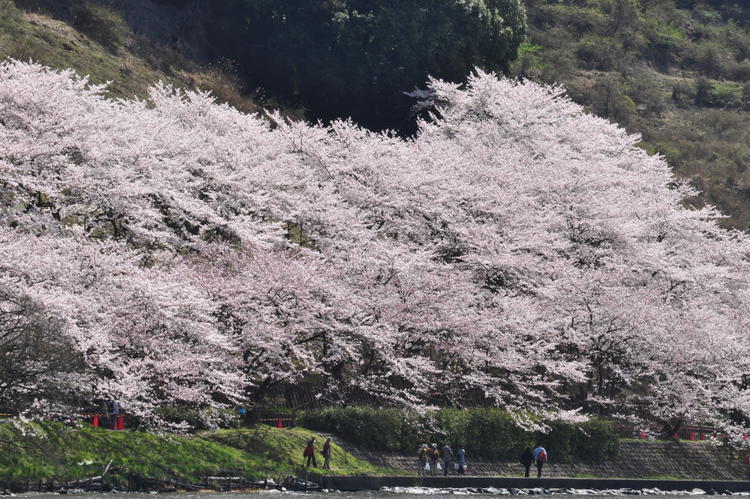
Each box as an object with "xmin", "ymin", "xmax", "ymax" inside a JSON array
[
  {"xmin": 117, "ymin": 414, "xmax": 124, "ymax": 430},
  {"xmin": 92, "ymin": 414, "xmax": 99, "ymax": 427},
  {"xmin": 277, "ymin": 418, "xmax": 283, "ymax": 429}
]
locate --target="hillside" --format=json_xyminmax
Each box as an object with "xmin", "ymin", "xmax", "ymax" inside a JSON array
[
  {"xmin": 0, "ymin": 0, "xmax": 255, "ymax": 112},
  {"xmin": 513, "ymin": 0, "xmax": 750, "ymax": 230}
]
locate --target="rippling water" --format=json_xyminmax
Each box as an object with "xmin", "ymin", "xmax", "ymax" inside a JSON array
[{"xmin": 15, "ymin": 490, "xmax": 746, "ymax": 499}]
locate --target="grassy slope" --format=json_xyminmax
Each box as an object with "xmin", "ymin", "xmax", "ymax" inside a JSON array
[
  {"xmin": 0, "ymin": 0, "xmax": 254, "ymax": 110},
  {"xmin": 513, "ymin": 0, "xmax": 750, "ymax": 230},
  {"xmin": 0, "ymin": 421, "xmax": 393, "ymax": 484}
]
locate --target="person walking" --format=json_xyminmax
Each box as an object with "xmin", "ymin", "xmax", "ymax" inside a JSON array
[
  {"xmin": 456, "ymin": 446, "xmax": 466, "ymax": 475},
  {"xmin": 442, "ymin": 443, "xmax": 453, "ymax": 476},
  {"xmin": 303, "ymin": 437, "xmax": 317, "ymax": 468},
  {"xmin": 532, "ymin": 443, "xmax": 548, "ymax": 478},
  {"xmin": 520, "ymin": 446, "xmax": 534, "ymax": 477},
  {"xmin": 417, "ymin": 443, "xmax": 429, "ymax": 476},
  {"xmin": 322, "ymin": 437, "xmax": 332, "ymax": 470},
  {"xmin": 429, "ymin": 443, "xmax": 440, "ymax": 476},
  {"xmin": 107, "ymin": 400, "xmax": 120, "ymax": 430}
]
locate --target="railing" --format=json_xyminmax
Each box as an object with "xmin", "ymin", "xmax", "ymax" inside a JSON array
[
  {"xmin": 615, "ymin": 424, "xmax": 744, "ymax": 441},
  {"xmin": 0, "ymin": 411, "xmax": 129, "ymax": 430}
]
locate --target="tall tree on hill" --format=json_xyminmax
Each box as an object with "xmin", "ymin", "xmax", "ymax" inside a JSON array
[{"xmin": 207, "ymin": 0, "xmax": 526, "ymax": 132}]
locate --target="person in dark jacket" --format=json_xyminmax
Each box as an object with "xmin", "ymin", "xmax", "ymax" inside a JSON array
[
  {"xmin": 520, "ymin": 446, "xmax": 534, "ymax": 477},
  {"xmin": 303, "ymin": 437, "xmax": 317, "ymax": 467},
  {"xmin": 442, "ymin": 444, "xmax": 453, "ymax": 476},
  {"xmin": 456, "ymin": 446, "xmax": 466, "ymax": 474},
  {"xmin": 322, "ymin": 438, "xmax": 332, "ymax": 469}
]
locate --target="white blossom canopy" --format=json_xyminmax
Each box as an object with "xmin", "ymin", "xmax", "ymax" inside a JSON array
[{"xmin": 1, "ymin": 60, "xmax": 748, "ymax": 430}]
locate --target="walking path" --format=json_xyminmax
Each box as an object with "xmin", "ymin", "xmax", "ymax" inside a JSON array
[{"xmin": 331, "ymin": 439, "xmax": 747, "ymax": 480}]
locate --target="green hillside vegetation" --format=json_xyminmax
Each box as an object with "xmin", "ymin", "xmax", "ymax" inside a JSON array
[
  {"xmin": 0, "ymin": 0, "xmax": 255, "ymax": 112},
  {"xmin": 206, "ymin": 0, "xmax": 526, "ymax": 131},
  {"xmin": 0, "ymin": 421, "xmax": 390, "ymax": 485},
  {"xmin": 513, "ymin": 0, "xmax": 750, "ymax": 230},
  {"xmin": 299, "ymin": 407, "xmax": 618, "ymax": 463}
]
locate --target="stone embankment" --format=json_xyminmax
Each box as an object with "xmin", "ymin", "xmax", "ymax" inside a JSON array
[{"xmin": 338, "ymin": 441, "xmax": 748, "ymax": 480}]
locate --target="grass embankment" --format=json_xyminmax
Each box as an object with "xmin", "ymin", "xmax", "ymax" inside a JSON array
[{"xmin": 0, "ymin": 421, "xmax": 392, "ymax": 486}]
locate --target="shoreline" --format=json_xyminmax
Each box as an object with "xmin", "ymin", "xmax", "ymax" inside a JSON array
[{"xmin": 320, "ymin": 476, "xmax": 750, "ymax": 494}]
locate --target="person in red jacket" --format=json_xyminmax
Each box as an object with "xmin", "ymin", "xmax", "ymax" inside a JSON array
[{"xmin": 303, "ymin": 437, "xmax": 317, "ymax": 468}]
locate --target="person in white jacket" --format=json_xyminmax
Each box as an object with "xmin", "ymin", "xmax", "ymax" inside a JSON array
[{"xmin": 532, "ymin": 444, "xmax": 548, "ymax": 478}]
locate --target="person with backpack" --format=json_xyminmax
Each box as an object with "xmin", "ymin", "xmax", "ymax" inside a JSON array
[
  {"xmin": 429, "ymin": 443, "xmax": 440, "ymax": 476},
  {"xmin": 532, "ymin": 443, "xmax": 548, "ymax": 477},
  {"xmin": 417, "ymin": 443, "xmax": 429, "ymax": 476},
  {"xmin": 520, "ymin": 446, "xmax": 534, "ymax": 477}
]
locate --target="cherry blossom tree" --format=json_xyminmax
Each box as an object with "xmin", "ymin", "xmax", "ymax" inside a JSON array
[{"xmin": 1, "ymin": 59, "xmax": 749, "ymax": 431}]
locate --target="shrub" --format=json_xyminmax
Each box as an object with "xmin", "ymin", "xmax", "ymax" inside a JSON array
[
  {"xmin": 299, "ymin": 407, "xmax": 619, "ymax": 463},
  {"xmin": 298, "ymin": 406, "xmax": 420, "ymax": 453},
  {"xmin": 695, "ymin": 78, "xmax": 746, "ymax": 108},
  {"xmin": 673, "ymin": 79, "xmax": 697, "ymax": 107},
  {"xmin": 575, "ymin": 34, "xmax": 622, "ymax": 71},
  {"xmin": 573, "ymin": 418, "xmax": 619, "ymax": 463},
  {"xmin": 70, "ymin": 2, "xmax": 128, "ymax": 53},
  {"xmin": 512, "ymin": 42, "xmax": 546, "ymax": 80}
]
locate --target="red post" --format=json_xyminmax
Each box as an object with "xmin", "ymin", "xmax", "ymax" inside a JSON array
[
  {"xmin": 277, "ymin": 418, "xmax": 283, "ymax": 429},
  {"xmin": 689, "ymin": 432, "xmax": 694, "ymax": 441},
  {"xmin": 117, "ymin": 414, "xmax": 124, "ymax": 430},
  {"xmin": 92, "ymin": 414, "xmax": 99, "ymax": 427}
]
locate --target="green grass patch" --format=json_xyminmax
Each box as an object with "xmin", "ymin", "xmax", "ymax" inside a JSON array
[
  {"xmin": 0, "ymin": 420, "xmax": 394, "ymax": 486},
  {"xmin": 203, "ymin": 426, "xmax": 395, "ymax": 476}
]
